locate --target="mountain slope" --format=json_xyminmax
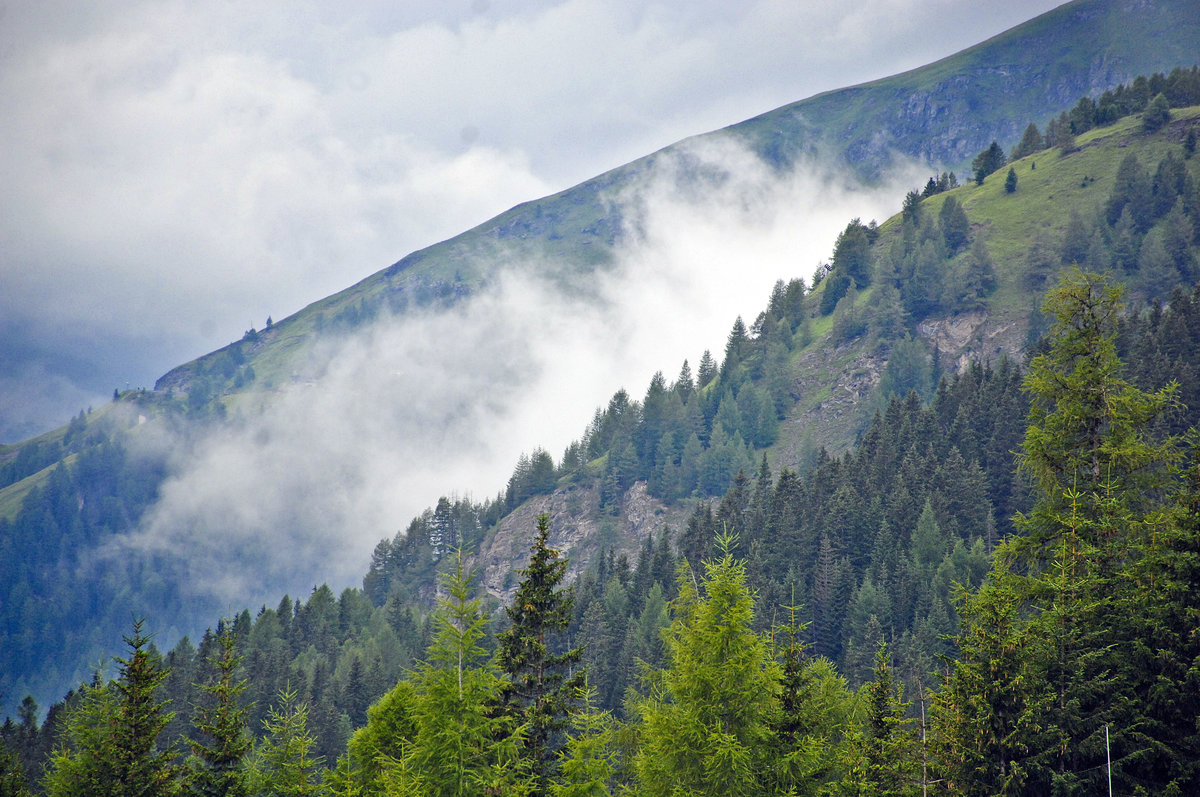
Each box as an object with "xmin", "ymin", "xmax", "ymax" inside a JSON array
[
  {"xmin": 153, "ymin": 0, "xmax": 1200, "ymax": 400},
  {"xmin": 735, "ymin": 0, "xmax": 1200, "ymax": 174},
  {"xmin": 2, "ymin": 0, "xmax": 1200, "ymax": 719},
  {"xmin": 459, "ymin": 105, "xmax": 1200, "ymax": 605}
]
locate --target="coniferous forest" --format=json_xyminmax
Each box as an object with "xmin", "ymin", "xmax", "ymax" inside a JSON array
[{"xmin": 4, "ymin": 63, "xmax": 1200, "ymax": 797}]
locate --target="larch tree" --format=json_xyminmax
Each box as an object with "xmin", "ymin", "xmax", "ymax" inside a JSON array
[
  {"xmin": 975, "ymin": 268, "xmax": 1182, "ymax": 794},
  {"xmin": 247, "ymin": 689, "xmax": 325, "ymax": 797},
  {"xmin": 632, "ymin": 533, "xmax": 781, "ymax": 797},
  {"xmin": 384, "ymin": 550, "xmax": 531, "ymax": 797}
]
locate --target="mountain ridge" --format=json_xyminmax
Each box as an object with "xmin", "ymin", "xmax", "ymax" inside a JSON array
[{"xmin": 151, "ymin": 0, "xmax": 1200, "ymax": 399}]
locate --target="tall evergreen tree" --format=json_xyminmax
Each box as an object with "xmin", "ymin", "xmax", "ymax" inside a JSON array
[
  {"xmin": 971, "ymin": 141, "xmax": 1006, "ymax": 185},
  {"xmin": 933, "ymin": 563, "xmax": 1052, "ymax": 796},
  {"xmin": 1010, "ymin": 122, "xmax": 1045, "ymax": 161},
  {"xmin": 184, "ymin": 623, "xmax": 251, "ymax": 797},
  {"xmin": 45, "ymin": 620, "xmax": 177, "ymax": 797},
  {"xmin": 497, "ymin": 514, "xmax": 584, "ymax": 796},
  {"xmin": 1107, "ymin": 444, "xmax": 1200, "ymax": 793},
  {"xmin": 997, "ymin": 269, "xmax": 1180, "ymax": 793},
  {"xmin": 838, "ymin": 644, "xmax": 919, "ymax": 797},
  {"xmin": 938, "ymin": 197, "xmax": 969, "ymax": 253}
]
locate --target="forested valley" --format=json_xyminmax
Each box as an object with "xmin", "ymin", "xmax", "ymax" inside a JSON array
[{"xmin": 4, "ymin": 70, "xmax": 1200, "ymax": 796}]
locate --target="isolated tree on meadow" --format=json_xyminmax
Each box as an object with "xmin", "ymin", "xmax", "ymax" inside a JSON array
[
  {"xmin": 971, "ymin": 141, "xmax": 1006, "ymax": 185},
  {"xmin": 1143, "ymin": 92, "xmax": 1171, "ymax": 131},
  {"xmin": 1010, "ymin": 122, "xmax": 1045, "ymax": 160},
  {"xmin": 938, "ymin": 196, "xmax": 970, "ymax": 253}
]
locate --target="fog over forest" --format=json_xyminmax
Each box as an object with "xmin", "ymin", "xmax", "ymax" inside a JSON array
[{"xmin": 108, "ymin": 141, "xmax": 912, "ymax": 609}]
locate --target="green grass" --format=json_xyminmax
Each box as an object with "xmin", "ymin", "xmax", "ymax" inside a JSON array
[{"xmin": 891, "ymin": 107, "xmax": 1200, "ymax": 323}]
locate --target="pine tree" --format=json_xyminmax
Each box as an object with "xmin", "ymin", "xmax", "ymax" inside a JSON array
[{"xmin": 497, "ymin": 513, "xmax": 584, "ymax": 796}]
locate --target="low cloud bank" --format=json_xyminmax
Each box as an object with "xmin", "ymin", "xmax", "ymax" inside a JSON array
[{"xmin": 111, "ymin": 138, "xmax": 917, "ymax": 610}]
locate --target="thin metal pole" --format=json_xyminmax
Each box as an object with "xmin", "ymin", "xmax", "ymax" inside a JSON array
[{"xmin": 1106, "ymin": 723, "xmax": 1112, "ymax": 797}]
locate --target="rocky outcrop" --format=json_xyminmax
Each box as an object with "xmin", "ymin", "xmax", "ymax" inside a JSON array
[
  {"xmin": 475, "ymin": 480, "xmax": 691, "ymax": 602},
  {"xmin": 917, "ymin": 309, "xmax": 1025, "ymax": 371}
]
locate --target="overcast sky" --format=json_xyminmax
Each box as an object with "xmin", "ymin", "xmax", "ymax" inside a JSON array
[{"xmin": 0, "ymin": 0, "xmax": 1066, "ymax": 443}]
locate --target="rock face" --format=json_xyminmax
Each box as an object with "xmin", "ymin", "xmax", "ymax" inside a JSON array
[
  {"xmin": 476, "ymin": 480, "xmax": 691, "ymax": 602},
  {"xmin": 917, "ymin": 309, "xmax": 1025, "ymax": 372}
]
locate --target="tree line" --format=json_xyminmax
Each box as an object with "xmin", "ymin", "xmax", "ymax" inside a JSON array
[{"xmin": 6, "ymin": 269, "xmax": 1200, "ymax": 795}]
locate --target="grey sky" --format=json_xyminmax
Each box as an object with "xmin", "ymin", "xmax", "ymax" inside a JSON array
[{"xmin": 0, "ymin": 0, "xmax": 1066, "ymax": 442}]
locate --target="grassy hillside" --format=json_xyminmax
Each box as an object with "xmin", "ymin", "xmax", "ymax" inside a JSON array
[{"xmin": 149, "ymin": 0, "xmax": 1200, "ymax": 404}]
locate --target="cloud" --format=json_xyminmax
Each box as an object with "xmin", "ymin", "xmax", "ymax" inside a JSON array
[
  {"xmin": 105, "ymin": 134, "xmax": 916, "ymax": 611},
  {"xmin": 0, "ymin": 0, "xmax": 1063, "ymax": 443}
]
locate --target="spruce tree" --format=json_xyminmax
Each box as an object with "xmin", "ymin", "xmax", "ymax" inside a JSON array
[
  {"xmin": 497, "ymin": 513, "xmax": 584, "ymax": 796},
  {"xmin": 938, "ymin": 196, "xmax": 969, "ymax": 253},
  {"xmin": 971, "ymin": 141, "xmax": 1006, "ymax": 185},
  {"xmin": 550, "ymin": 679, "xmax": 614, "ymax": 797},
  {"xmin": 1010, "ymin": 122, "xmax": 1045, "ymax": 160},
  {"xmin": 46, "ymin": 620, "xmax": 177, "ymax": 797},
  {"xmin": 184, "ymin": 623, "xmax": 251, "ymax": 797},
  {"xmin": 1108, "ymin": 444, "xmax": 1200, "ymax": 793},
  {"xmin": 839, "ymin": 644, "xmax": 919, "ymax": 796}
]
